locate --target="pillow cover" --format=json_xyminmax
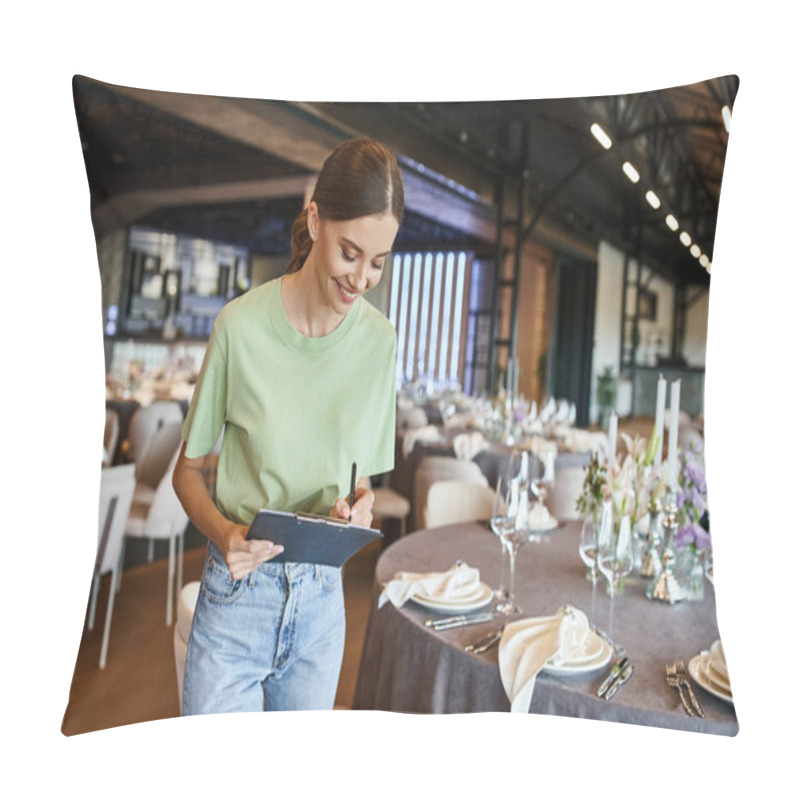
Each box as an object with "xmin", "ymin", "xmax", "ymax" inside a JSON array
[{"xmin": 64, "ymin": 74, "xmax": 738, "ymax": 738}]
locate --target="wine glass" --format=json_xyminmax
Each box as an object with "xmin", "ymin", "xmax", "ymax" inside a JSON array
[
  {"xmin": 490, "ymin": 452, "xmax": 529, "ymax": 615},
  {"xmin": 597, "ymin": 502, "xmax": 634, "ymax": 647},
  {"xmin": 531, "ymin": 447, "xmax": 555, "ymax": 505},
  {"xmin": 579, "ymin": 515, "xmax": 599, "ymax": 627},
  {"xmin": 490, "ymin": 474, "xmax": 514, "ymax": 610}
]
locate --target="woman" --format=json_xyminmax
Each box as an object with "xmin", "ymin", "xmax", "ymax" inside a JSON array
[{"xmin": 173, "ymin": 137, "xmax": 404, "ymax": 714}]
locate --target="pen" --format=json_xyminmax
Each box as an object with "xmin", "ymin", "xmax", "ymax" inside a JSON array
[{"xmin": 349, "ymin": 462, "xmax": 357, "ymax": 519}]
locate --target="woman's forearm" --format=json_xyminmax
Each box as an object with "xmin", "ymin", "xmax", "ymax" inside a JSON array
[{"xmin": 172, "ymin": 445, "xmax": 238, "ymax": 552}]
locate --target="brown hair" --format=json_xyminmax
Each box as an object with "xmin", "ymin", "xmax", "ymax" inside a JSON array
[{"xmin": 287, "ymin": 137, "xmax": 405, "ymax": 273}]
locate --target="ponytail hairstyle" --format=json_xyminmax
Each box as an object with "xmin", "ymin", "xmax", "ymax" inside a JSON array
[{"xmin": 287, "ymin": 137, "xmax": 405, "ymax": 273}]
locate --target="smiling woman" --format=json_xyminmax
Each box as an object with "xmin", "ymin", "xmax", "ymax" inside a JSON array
[{"xmin": 171, "ymin": 136, "xmax": 405, "ymax": 715}]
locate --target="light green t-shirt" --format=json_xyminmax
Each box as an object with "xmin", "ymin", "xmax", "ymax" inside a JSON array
[{"xmin": 182, "ymin": 277, "xmax": 397, "ymax": 525}]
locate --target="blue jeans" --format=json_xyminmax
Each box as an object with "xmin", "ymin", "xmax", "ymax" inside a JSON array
[{"xmin": 183, "ymin": 542, "xmax": 346, "ymax": 714}]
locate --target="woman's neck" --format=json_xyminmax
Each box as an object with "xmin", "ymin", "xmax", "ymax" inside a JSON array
[{"xmin": 280, "ymin": 267, "xmax": 344, "ymax": 338}]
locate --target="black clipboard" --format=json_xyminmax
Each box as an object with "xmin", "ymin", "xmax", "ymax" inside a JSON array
[{"xmin": 246, "ymin": 509, "xmax": 382, "ymax": 567}]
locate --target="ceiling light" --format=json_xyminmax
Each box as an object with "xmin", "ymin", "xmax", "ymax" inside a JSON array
[
  {"xmin": 722, "ymin": 105, "xmax": 732, "ymax": 133},
  {"xmin": 680, "ymin": 231, "xmax": 692, "ymax": 247},
  {"xmin": 665, "ymin": 214, "xmax": 679, "ymax": 231},
  {"xmin": 699, "ymin": 254, "xmax": 710, "ymax": 268},
  {"xmin": 690, "ymin": 244, "xmax": 701, "ymax": 258},
  {"xmin": 622, "ymin": 161, "xmax": 640, "ymax": 183},
  {"xmin": 646, "ymin": 190, "xmax": 661, "ymax": 209},
  {"xmin": 590, "ymin": 123, "xmax": 612, "ymax": 150}
]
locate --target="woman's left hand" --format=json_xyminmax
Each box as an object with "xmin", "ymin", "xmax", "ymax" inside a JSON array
[{"xmin": 332, "ymin": 485, "xmax": 374, "ymax": 528}]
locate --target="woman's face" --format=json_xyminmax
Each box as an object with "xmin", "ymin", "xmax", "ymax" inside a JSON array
[{"xmin": 307, "ymin": 202, "xmax": 399, "ymax": 316}]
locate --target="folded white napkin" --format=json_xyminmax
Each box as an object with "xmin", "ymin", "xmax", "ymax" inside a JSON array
[
  {"xmin": 709, "ymin": 639, "xmax": 729, "ymax": 682},
  {"xmin": 499, "ymin": 606, "xmax": 593, "ymax": 713},
  {"xmin": 378, "ymin": 562, "xmax": 481, "ymax": 609},
  {"xmin": 528, "ymin": 502, "xmax": 556, "ymax": 529},
  {"xmin": 402, "ymin": 425, "xmax": 440, "ymax": 458},
  {"xmin": 453, "ymin": 431, "xmax": 487, "ymax": 460}
]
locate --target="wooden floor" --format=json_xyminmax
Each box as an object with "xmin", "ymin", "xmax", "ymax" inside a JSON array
[{"xmin": 61, "ymin": 533, "xmax": 383, "ymax": 735}]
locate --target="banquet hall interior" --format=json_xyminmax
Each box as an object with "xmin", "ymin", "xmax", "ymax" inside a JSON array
[{"xmin": 63, "ymin": 74, "xmax": 738, "ymax": 735}]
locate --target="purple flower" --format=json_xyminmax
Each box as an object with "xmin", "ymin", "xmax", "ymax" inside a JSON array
[{"xmin": 675, "ymin": 522, "xmax": 712, "ymax": 553}]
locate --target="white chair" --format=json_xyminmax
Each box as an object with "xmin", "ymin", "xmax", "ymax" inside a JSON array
[
  {"xmin": 397, "ymin": 406, "xmax": 428, "ymax": 431},
  {"xmin": 87, "ymin": 463, "xmax": 136, "ymax": 669},
  {"xmin": 121, "ymin": 443, "xmax": 188, "ymax": 626},
  {"xmin": 133, "ymin": 420, "xmax": 184, "ymax": 505},
  {"xmin": 546, "ymin": 465, "xmax": 585, "ymax": 521},
  {"xmin": 424, "ymin": 479, "xmax": 496, "ymax": 528},
  {"xmin": 370, "ymin": 478, "xmax": 411, "ymax": 539},
  {"xmin": 173, "ymin": 580, "xmax": 201, "ymax": 712},
  {"xmin": 414, "ymin": 456, "xmax": 488, "ymax": 531},
  {"xmin": 127, "ymin": 400, "xmax": 184, "ymax": 465},
  {"xmin": 103, "ymin": 408, "xmax": 119, "ymax": 467}
]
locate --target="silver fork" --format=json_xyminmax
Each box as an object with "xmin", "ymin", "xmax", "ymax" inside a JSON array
[
  {"xmin": 676, "ymin": 659, "xmax": 704, "ymax": 717},
  {"xmin": 666, "ymin": 662, "xmax": 694, "ymax": 716}
]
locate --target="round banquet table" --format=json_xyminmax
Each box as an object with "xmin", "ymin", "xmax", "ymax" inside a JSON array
[{"xmin": 352, "ymin": 522, "xmax": 739, "ymax": 736}]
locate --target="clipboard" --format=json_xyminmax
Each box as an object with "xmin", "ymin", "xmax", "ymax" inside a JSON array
[{"xmin": 246, "ymin": 509, "xmax": 383, "ymax": 567}]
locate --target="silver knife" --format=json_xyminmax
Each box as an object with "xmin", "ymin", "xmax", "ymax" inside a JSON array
[
  {"xmin": 425, "ymin": 613, "xmax": 471, "ymax": 627},
  {"xmin": 603, "ymin": 662, "xmax": 634, "ymax": 700},
  {"xmin": 596, "ymin": 656, "xmax": 629, "ymax": 697},
  {"xmin": 432, "ymin": 612, "xmax": 494, "ymax": 631},
  {"xmin": 465, "ymin": 629, "xmax": 502, "ymax": 654}
]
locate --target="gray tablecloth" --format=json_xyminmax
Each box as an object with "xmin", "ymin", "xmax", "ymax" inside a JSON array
[{"xmin": 353, "ymin": 522, "xmax": 738, "ymax": 736}]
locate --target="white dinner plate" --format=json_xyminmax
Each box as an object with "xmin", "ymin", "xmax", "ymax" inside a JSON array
[
  {"xmin": 688, "ymin": 652, "xmax": 733, "ymax": 704},
  {"xmin": 542, "ymin": 635, "xmax": 613, "ymax": 675},
  {"xmin": 411, "ymin": 582, "xmax": 494, "ymax": 614}
]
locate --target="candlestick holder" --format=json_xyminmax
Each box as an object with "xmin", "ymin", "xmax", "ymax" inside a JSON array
[
  {"xmin": 639, "ymin": 495, "xmax": 663, "ymax": 579},
  {"xmin": 646, "ymin": 489, "xmax": 686, "ymax": 604}
]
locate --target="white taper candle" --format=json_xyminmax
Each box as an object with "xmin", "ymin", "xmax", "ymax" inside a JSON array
[
  {"xmin": 654, "ymin": 374, "xmax": 666, "ymax": 467},
  {"xmin": 667, "ymin": 379, "xmax": 681, "ymax": 489}
]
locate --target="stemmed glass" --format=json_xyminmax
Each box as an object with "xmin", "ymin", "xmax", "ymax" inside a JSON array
[
  {"xmin": 531, "ymin": 448, "xmax": 555, "ymax": 504},
  {"xmin": 578, "ymin": 515, "xmax": 600, "ymax": 627},
  {"xmin": 597, "ymin": 501, "xmax": 634, "ymax": 647},
  {"xmin": 489, "ymin": 452, "xmax": 529, "ymax": 615}
]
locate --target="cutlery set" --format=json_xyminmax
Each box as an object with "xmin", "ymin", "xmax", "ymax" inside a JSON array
[
  {"xmin": 425, "ymin": 612, "xmax": 494, "ymax": 631},
  {"xmin": 596, "ymin": 656, "xmax": 634, "ymax": 701},
  {"xmin": 666, "ymin": 660, "xmax": 704, "ymax": 717}
]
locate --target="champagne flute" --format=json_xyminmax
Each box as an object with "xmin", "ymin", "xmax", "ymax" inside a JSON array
[
  {"xmin": 490, "ymin": 473, "xmax": 514, "ymax": 611},
  {"xmin": 597, "ymin": 502, "xmax": 634, "ymax": 647},
  {"xmin": 490, "ymin": 452, "xmax": 528, "ymax": 615}
]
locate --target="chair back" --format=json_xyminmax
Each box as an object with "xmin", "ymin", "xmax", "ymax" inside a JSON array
[
  {"xmin": 95, "ymin": 464, "xmax": 136, "ymax": 576},
  {"xmin": 135, "ymin": 420, "xmax": 184, "ymax": 489},
  {"xmin": 397, "ymin": 406, "xmax": 428, "ymax": 431},
  {"xmin": 546, "ymin": 465, "xmax": 585, "ymax": 521},
  {"xmin": 414, "ymin": 456, "xmax": 488, "ymax": 530},
  {"xmin": 129, "ymin": 401, "xmax": 184, "ymax": 464},
  {"xmin": 424, "ymin": 479, "xmax": 496, "ymax": 529},
  {"xmin": 143, "ymin": 444, "xmax": 189, "ymax": 539},
  {"xmin": 103, "ymin": 409, "xmax": 120, "ymax": 466}
]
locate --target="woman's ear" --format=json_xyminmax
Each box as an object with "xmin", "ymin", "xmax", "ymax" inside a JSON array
[{"xmin": 307, "ymin": 201, "xmax": 319, "ymax": 242}]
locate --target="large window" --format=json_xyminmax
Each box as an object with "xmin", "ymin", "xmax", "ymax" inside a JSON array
[{"xmin": 389, "ymin": 251, "xmax": 471, "ymax": 387}]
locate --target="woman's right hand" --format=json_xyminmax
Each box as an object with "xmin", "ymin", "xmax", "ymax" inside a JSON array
[{"xmin": 221, "ymin": 521, "xmax": 284, "ymax": 580}]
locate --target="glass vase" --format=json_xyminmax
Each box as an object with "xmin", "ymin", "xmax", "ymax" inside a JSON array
[{"xmin": 674, "ymin": 546, "xmax": 705, "ymax": 601}]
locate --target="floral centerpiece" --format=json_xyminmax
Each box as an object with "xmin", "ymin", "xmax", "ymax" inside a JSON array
[
  {"xmin": 673, "ymin": 444, "xmax": 711, "ymax": 599},
  {"xmin": 577, "ymin": 426, "xmax": 664, "ymax": 527},
  {"xmin": 576, "ymin": 452, "xmax": 607, "ymax": 523}
]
